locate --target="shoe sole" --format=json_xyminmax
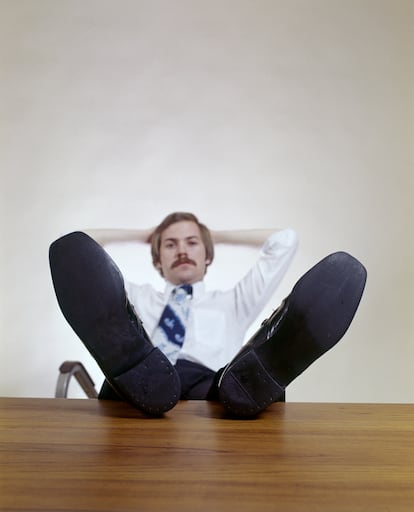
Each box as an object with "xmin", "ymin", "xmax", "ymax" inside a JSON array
[
  {"xmin": 219, "ymin": 251, "xmax": 367, "ymax": 417},
  {"xmin": 49, "ymin": 232, "xmax": 181, "ymax": 414}
]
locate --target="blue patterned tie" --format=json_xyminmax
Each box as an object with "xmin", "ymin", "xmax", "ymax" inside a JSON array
[{"xmin": 152, "ymin": 285, "xmax": 193, "ymax": 363}]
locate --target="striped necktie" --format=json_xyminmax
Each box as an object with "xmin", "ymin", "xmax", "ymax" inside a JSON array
[{"xmin": 152, "ymin": 284, "xmax": 193, "ymax": 364}]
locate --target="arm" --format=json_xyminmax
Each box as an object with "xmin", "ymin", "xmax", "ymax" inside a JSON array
[
  {"xmin": 231, "ymin": 227, "xmax": 299, "ymax": 327},
  {"xmin": 84, "ymin": 228, "xmax": 154, "ymax": 247},
  {"xmin": 211, "ymin": 229, "xmax": 283, "ymax": 248}
]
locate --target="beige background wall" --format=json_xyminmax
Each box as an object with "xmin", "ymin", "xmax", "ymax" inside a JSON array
[{"xmin": 1, "ymin": 0, "xmax": 413, "ymax": 402}]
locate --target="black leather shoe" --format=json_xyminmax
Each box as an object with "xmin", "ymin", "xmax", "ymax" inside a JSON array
[
  {"xmin": 218, "ymin": 251, "xmax": 367, "ymax": 417},
  {"xmin": 49, "ymin": 232, "xmax": 181, "ymax": 415}
]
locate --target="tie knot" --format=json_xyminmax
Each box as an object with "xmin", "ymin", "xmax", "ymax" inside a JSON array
[
  {"xmin": 178, "ymin": 284, "xmax": 193, "ymax": 295},
  {"xmin": 172, "ymin": 284, "xmax": 193, "ymax": 304}
]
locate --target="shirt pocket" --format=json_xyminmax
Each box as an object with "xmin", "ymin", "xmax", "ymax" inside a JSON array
[{"xmin": 189, "ymin": 308, "xmax": 227, "ymax": 364}]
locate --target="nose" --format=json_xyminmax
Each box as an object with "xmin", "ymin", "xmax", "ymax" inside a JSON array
[{"xmin": 177, "ymin": 240, "xmax": 187, "ymax": 256}]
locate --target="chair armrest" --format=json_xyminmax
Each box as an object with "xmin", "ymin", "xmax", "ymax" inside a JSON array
[{"xmin": 55, "ymin": 361, "xmax": 98, "ymax": 398}]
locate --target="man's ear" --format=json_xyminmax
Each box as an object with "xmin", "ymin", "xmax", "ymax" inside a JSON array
[
  {"xmin": 205, "ymin": 259, "xmax": 211, "ymax": 265},
  {"xmin": 154, "ymin": 261, "xmax": 164, "ymax": 276}
]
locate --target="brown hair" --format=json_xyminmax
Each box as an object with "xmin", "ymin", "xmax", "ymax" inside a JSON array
[{"xmin": 150, "ymin": 212, "xmax": 214, "ymax": 270}]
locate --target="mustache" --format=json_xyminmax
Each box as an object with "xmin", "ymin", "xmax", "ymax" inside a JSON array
[{"xmin": 171, "ymin": 256, "xmax": 196, "ymax": 269}]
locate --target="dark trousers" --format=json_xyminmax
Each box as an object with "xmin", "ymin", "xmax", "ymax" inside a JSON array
[{"xmin": 99, "ymin": 359, "xmax": 222, "ymax": 401}]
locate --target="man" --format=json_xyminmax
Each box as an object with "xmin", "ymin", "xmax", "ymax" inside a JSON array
[{"xmin": 49, "ymin": 212, "xmax": 367, "ymax": 417}]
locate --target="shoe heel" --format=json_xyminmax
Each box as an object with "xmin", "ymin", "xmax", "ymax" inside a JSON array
[
  {"xmin": 113, "ymin": 349, "xmax": 181, "ymax": 415},
  {"xmin": 219, "ymin": 351, "xmax": 285, "ymax": 417}
]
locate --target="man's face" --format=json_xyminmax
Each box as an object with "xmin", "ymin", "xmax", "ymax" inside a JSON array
[{"xmin": 156, "ymin": 220, "xmax": 210, "ymax": 285}]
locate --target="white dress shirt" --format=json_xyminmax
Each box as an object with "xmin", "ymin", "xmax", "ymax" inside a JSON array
[{"xmin": 125, "ymin": 229, "xmax": 298, "ymax": 372}]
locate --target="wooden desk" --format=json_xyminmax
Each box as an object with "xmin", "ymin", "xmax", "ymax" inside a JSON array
[{"xmin": 1, "ymin": 398, "xmax": 414, "ymax": 511}]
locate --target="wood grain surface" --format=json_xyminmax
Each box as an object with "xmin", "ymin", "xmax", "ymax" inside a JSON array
[{"xmin": 1, "ymin": 397, "xmax": 414, "ymax": 511}]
